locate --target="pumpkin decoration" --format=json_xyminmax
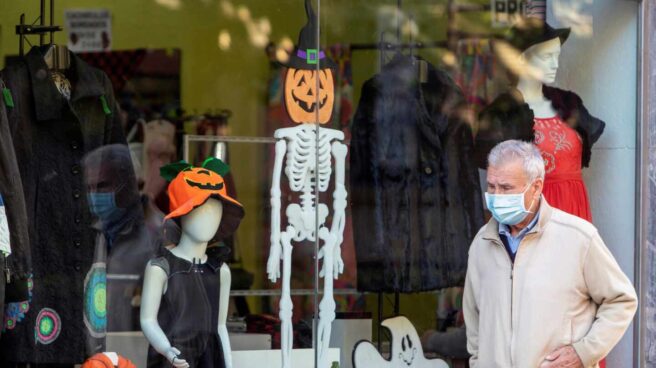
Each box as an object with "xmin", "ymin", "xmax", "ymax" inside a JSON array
[
  {"xmin": 81, "ymin": 353, "xmax": 137, "ymax": 368},
  {"xmin": 284, "ymin": 67, "xmax": 334, "ymax": 124},
  {"xmin": 283, "ymin": 0, "xmax": 336, "ymax": 124},
  {"xmin": 160, "ymin": 157, "xmax": 244, "ymax": 239}
]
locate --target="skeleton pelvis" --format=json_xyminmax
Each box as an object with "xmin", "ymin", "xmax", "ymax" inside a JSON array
[{"xmin": 286, "ymin": 203, "xmax": 329, "ymax": 241}]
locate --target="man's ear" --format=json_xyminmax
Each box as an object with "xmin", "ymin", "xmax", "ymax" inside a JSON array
[{"xmin": 533, "ymin": 178, "xmax": 544, "ymax": 198}]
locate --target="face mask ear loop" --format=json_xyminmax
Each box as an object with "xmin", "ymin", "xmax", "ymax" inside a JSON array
[{"xmin": 523, "ymin": 180, "xmax": 540, "ymax": 214}]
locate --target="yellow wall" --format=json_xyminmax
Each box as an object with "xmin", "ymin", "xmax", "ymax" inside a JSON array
[{"xmin": 0, "ymin": 0, "xmax": 490, "ymax": 340}]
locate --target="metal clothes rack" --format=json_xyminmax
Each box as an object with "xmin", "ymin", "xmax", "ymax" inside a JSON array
[{"xmin": 16, "ymin": 0, "xmax": 63, "ymax": 57}]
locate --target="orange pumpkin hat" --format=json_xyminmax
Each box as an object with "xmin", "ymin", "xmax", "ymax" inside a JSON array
[
  {"xmin": 81, "ymin": 353, "xmax": 137, "ymax": 368},
  {"xmin": 160, "ymin": 157, "xmax": 244, "ymax": 240}
]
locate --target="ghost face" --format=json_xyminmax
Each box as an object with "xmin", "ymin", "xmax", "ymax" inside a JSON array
[
  {"xmin": 521, "ymin": 37, "xmax": 562, "ymax": 84},
  {"xmin": 353, "ymin": 316, "xmax": 448, "ymax": 368},
  {"xmin": 398, "ymin": 334, "xmax": 418, "ymax": 366}
]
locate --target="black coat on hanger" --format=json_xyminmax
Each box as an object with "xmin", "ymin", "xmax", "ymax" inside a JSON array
[
  {"xmin": 350, "ymin": 55, "xmax": 484, "ymax": 292},
  {"xmin": 0, "ymin": 45, "xmax": 132, "ymax": 364}
]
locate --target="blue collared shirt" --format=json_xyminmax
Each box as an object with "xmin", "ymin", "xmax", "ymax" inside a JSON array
[{"xmin": 498, "ymin": 212, "xmax": 539, "ymax": 262}]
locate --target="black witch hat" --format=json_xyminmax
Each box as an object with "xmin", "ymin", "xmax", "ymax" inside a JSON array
[
  {"xmin": 284, "ymin": 0, "xmax": 336, "ymax": 70},
  {"xmin": 506, "ymin": 17, "xmax": 571, "ymax": 53}
]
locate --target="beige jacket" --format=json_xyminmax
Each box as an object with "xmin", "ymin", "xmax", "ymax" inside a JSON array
[{"xmin": 463, "ymin": 200, "xmax": 637, "ymax": 368}]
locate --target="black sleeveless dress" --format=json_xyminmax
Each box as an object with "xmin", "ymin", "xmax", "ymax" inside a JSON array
[{"xmin": 147, "ymin": 247, "xmax": 229, "ymax": 368}]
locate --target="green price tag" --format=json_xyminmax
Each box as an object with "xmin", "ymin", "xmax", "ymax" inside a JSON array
[
  {"xmin": 2, "ymin": 88, "xmax": 14, "ymax": 108},
  {"xmin": 100, "ymin": 95, "xmax": 111, "ymax": 116}
]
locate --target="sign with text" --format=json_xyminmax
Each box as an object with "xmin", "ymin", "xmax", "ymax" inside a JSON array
[
  {"xmin": 64, "ymin": 9, "xmax": 112, "ymax": 52},
  {"xmin": 491, "ymin": 0, "xmax": 529, "ymax": 28}
]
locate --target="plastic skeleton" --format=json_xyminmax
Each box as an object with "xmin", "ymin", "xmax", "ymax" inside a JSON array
[{"xmin": 267, "ymin": 123, "xmax": 347, "ymax": 368}]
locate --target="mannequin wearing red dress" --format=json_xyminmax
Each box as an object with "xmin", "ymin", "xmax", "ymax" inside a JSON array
[{"xmin": 516, "ymin": 37, "xmax": 593, "ymax": 223}]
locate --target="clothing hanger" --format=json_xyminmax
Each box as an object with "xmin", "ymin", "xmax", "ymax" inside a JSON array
[
  {"xmin": 407, "ymin": 14, "xmax": 428, "ymax": 84},
  {"xmin": 44, "ymin": 44, "xmax": 71, "ymax": 71}
]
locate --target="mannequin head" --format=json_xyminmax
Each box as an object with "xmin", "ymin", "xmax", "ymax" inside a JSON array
[
  {"xmin": 180, "ymin": 198, "xmax": 224, "ymax": 243},
  {"xmin": 519, "ymin": 37, "xmax": 562, "ymax": 84},
  {"xmin": 499, "ymin": 18, "xmax": 570, "ymax": 87}
]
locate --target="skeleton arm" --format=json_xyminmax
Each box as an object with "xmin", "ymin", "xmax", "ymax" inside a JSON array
[
  {"xmin": 329, "ymin": 140, "xmax": 347, "ymax": 278},
  {"xmin": 267, "ymin": 138, "xmax": 288, "ymax": 282}
]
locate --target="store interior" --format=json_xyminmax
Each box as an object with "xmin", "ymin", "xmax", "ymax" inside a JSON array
[{"xmin": 0, "ymin": 0, "xmax": 641, "ymax": 367}]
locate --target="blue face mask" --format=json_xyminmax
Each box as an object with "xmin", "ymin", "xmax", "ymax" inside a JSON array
[
  {"xmin": 87, "ymin": 192, "xmax": 127, "ymax": 225},
  {"xmin": 484, "ymin": 183, "xmax": 536, "ymax": 226}
]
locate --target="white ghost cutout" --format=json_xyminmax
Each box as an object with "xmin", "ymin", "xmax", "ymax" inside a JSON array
[{"xmin": 352, "ymin": 316, "xmax": 449, "ymax": 368}]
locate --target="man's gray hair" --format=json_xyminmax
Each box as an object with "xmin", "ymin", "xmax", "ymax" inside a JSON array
[{"xmin": 488, "ymin": 140, "xmax": 545, "ymax": 181}]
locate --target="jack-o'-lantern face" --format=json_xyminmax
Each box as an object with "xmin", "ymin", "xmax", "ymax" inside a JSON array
[
  {"xmin": 284, "ymin": 67, "xmax": 334, "ymax": 124},
  {"xmin": 183, "ymin": 168, "xmax": 225, "ymax": 191},
  {"xmin": 161, "ymin": 157, "xmax": 244, "ymax": 221}
]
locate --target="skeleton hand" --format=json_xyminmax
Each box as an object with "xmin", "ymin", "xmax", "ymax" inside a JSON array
[
  {"xmin": 318, "ymin": 232, "xmax": 344, "ymax": 279},
  {"xmin": 333, "ymin": 245, "xmax": 344, "ymax": 278},
  {"xmin": 165, "ymin": 347, "xmax": 189, "ymax": 368},
  {"xmin": 267, "ymin": 242, "xmax": 282, "ymax": 282}
]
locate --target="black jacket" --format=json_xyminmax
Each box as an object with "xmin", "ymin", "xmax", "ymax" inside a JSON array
[
  {"xmin": 0, "ymin": 85, "xmax": 31, "ymax": 300},
  {"xmin": 0, "ymin": 46, "xmax": 127, "ymax": 364},
  {"xmin": 474, "ymin": 86, "xmax": 606, "ymax": 168},
  {"xmin": 350, "ymin": 55, "xmax": 484, "ymax": 293}
]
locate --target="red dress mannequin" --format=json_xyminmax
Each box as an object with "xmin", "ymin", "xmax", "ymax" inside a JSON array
[{"xmin": 534, "ymin": 116, "xmax": 592, "ymax": 222}]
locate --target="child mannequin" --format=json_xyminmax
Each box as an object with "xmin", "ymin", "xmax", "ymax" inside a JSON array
[{"xmin": 140, "ymin": 159, "xmax": 244, "ymax": 368}]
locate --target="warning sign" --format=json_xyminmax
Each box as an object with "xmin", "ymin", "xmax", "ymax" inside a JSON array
[{"xmin": 64, "ymin": 9, "xmax": 112, "ymax": 52}]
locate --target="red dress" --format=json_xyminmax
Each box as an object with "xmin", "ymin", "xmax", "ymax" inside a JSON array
[{"xmin": 533, "ymin": 116, "xmax": 592, "ymax": 222}]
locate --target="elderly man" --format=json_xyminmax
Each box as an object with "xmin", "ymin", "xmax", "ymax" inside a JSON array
[{"xmin": 463, "ymin": 140, "xmax": 637, "ymax": 368}]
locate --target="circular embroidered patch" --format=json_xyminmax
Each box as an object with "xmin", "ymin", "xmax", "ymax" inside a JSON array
[
  {"xmin": 35, "ymin": 308, "xmax": 61, "ymax": 345},
  {"xmin": 4, "ymin": 274, "xmax": 34, "ymax": 331},
  {"xmin": 83, "ymin": 263, "xmax": 107, "ymax": 338}
]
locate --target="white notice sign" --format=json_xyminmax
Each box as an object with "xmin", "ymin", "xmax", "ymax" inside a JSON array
[{"xmin": 64, "ymin": 9, "xmax": 112, "ymax": 52}]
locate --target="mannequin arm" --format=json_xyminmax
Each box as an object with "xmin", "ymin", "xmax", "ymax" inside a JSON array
[
  {"xmin": 140, "ymin": 262, "xmax": 189, "ymax": 368},
  {"xmin": 218, "ymin": 263, "xmax": 233, "ymax": 368},
  {"xmin": 267, "ymin": 139, "xmax": 287, "ymax": 282}
]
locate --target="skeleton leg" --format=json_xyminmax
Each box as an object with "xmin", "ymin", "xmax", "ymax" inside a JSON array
[
  {"xmin": 279, "ymin": 226, "xmax": 295, "ymax": 368},
  {"xmin": 317, "ymin": 228, "xmax": 337, "ymax": 368}
]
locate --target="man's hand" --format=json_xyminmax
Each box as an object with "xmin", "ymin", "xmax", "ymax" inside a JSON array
[{"xmin": 539, "ymin": 346, "xmax": 583, "ymax": 368}]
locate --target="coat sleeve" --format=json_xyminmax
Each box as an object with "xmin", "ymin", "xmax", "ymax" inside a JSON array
[
  {"xmin": 571, "ymin": 232, "xmax": 638, "ymax": 367},
  {"xmin": 463, "ymin": 248, "xmax": 480, "ymax": 367},
  {"xmin": 0, "ymin": 82, "xmax": 31, "ymax": 301}
]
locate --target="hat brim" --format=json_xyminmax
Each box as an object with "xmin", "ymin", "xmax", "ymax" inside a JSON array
[
  {"xmin": 552, "ymin": 27, "xmax": 571, "ymax": 46},
  {"xmin": 283, "ymin": 53, "xmax": 337, "ymax": 70},
  {"xmin": 510, "ymin": 28, "xmax": 572, "ymax": 53},
  {"xmin": 164, "ymin": 192, "xmax": 245, "ymax": 240}
]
